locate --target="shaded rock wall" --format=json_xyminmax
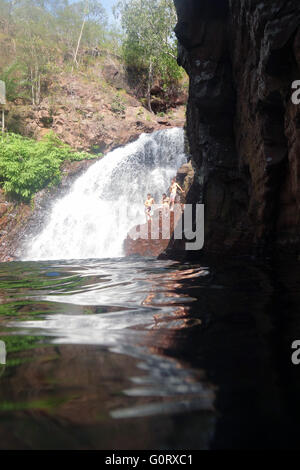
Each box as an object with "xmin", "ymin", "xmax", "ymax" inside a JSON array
[{"xmin": 173, "ymin": 0, "xmax": 300, "ymax": 255}]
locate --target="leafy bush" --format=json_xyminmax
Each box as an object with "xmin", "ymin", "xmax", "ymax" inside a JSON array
[
  {"xmin": 0, "ymin": 132, "xmax": 100, "ymax": 201},
  {"xmin": 0, "ymin": 63, "xmax": 23, "ymax": 102},
  {"xmin": 111, "ymin": 95, "xmax": 126, "ymax": 115}
]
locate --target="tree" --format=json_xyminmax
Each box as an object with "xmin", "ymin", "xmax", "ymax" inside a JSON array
[
  {"xmin": 0, "ymin": 0, "xmax": 108, "ymax": 104},
  {"xmin": 73, "ymin": 0, "xmax": 89, "ymax": 68},
  {"xmin": 53, "ymin": 0, "xmax": 107, "ymax": 65},
  {"xmin": 12, "ymin": 0, "xmax": 56, "ymax": 105},
  {"xmin": 114, "ymin": 0, "xmax": 181, "ymax": 112}
]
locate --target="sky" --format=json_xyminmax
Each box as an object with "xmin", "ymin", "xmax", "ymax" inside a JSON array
[
  {"xmin": 101, "ymin": 0, "xmax": 115, "ymax": 22},
  {"xmin": 69, "ymin": 0, "xmax": 116, "ymax": 23}
]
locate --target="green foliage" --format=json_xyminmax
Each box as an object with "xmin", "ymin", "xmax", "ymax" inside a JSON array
[
  {"xmin": 0, "ymin": 0, "xmax": 110, "ymax": 104},
  {"xmin": 0, "ymin": 132, "xmax": 99, "ymax": 201},
  {"xmin": 0, "ymin": 63, "xmax": 23, "ymax": 101},
  {"xmin": 114, "ymin": 0, "xmax": 184, "ymax": 95},
  {"xmin": 0, "ymin": 0, "xmax": 184, "ymax": 113},
  {"xmin": 111, "ymin": 94, "xmax": 126, "ymax": 115}
]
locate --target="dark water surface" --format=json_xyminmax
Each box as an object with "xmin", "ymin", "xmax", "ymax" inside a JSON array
[{"xmin": 0, "ymin": 256, "xmax": 300, "ymax": 449}]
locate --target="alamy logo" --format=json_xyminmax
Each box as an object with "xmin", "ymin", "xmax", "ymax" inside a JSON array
[
  {"xmin": 291, "ymin": 80, "xmax": 300, "ymax": 105},
  {"xmin": 291, "ymin": 340, "xmax": 300, "ymax": 365},
  {"xmin": 0, "ymin": 340, "xmax": 6, "ymax": 365},
  {"xmin": 129, "ymin": 203, "xmax": 205, "ymax": 251}
]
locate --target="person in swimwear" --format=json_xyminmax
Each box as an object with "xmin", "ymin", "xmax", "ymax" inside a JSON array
[
  {"xmin": 169, "ymin": 178, "xmax": 184, "ymax": 211},
  {"xmin": 161, "ymin": 193, "xmax": 170, "ymax": 216},
  {"xmin": 144, "ymin": 193, "xmax": 155, "ymax": 221}
]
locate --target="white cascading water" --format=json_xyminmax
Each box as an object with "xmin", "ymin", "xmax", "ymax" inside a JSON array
[{"xmin": 22, "ymin": 128, "xmax": 186, "ymax": 261}]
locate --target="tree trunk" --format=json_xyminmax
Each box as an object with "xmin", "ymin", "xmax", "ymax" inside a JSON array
[
  {"xmin": 30, "ymin": 68, "xmax": 35, "ymax": 106},
  {"xmin": 37, "ymin": 71, "xmax": 41, "ymax": 106},
  {"xmin": 73, "ymin": 1, "xmax": 89, "ymax": 69},
  {"xmin": 147, "ymin": 59, "xmax": 153, "ymax": 113}
]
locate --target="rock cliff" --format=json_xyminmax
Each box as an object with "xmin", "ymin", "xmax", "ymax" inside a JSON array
[
  {"xmin": 172, "ymin": 0, "xmax": 300, "ymax": 255},
  {"xmin": 7, "ymin": 59, "xmax": 186, "ymax": 154}
]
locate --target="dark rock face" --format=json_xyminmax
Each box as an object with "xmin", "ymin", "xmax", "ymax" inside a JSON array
[{"xmin": 173, "ymin": 0, "xmax": 300, "ymax": 254}]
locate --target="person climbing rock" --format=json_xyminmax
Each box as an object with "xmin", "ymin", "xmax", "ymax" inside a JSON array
[
  {"xmin": 169, "ymin": 178, "xmax": 184, "ymax": 212},
  {"xmin": 144, "ymin": 193, "xmax": 155, "ymax": 222}
]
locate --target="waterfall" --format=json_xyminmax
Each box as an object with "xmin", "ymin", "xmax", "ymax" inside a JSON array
[{"xmin": 22, "ymin": 127, "xmax": 186, "ymax": 261}]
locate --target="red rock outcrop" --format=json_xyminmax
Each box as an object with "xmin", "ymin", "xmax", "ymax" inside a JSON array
[
  {"xmin": 171, "ymin": 0, "xmax": 300, "ymax": 256},
  {"xmin": 124, "ymin": 208, "xmax": 183, "ymax": 257},
  {"xmin": 6, "ymin": 58, "xmax": 186, "ymax": 154}
]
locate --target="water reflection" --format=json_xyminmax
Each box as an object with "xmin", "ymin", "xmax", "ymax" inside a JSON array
[
  {"xmin": 0, "ymin": 258, "xmax": 217, "ymax": 449},
  {"xmin": 8, "ymin": 260, "xmax": 215, "ymax": 418},
  {"xmin": 1, "ymin": 257, "xmax": 300, "ymax": 449}
]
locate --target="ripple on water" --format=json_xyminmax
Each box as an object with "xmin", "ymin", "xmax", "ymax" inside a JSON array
[{"xmin": 0, "ymin": 258, "xmax": 215, "ymax": 434}]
